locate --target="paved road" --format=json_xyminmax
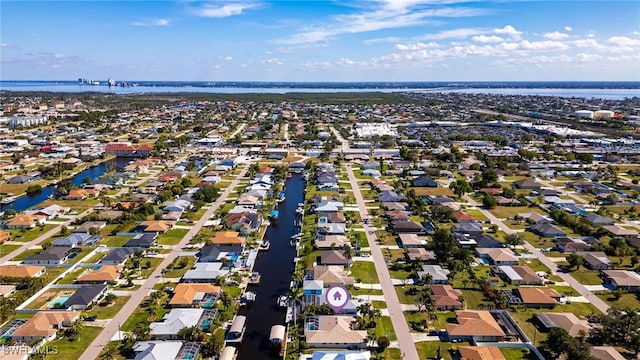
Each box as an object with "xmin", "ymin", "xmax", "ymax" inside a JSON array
[
  {"xmin": 79, "ymin": 164, "xmax": 249, "ymax": 360},
  {"xmin": 463, "ymin": 195, "xmax": 611, "ymax": 314},
  {"xmin": 0, "ymin": 208, "xmax": 95, "ymax": 264},
  {"xmin": 346, "ymin": 163, "xmax": 420, "ymax": 360},
  {"xmin": 329, "ymin": 126, "xmax": 349, "ymax": 152},
  {"xmin": 227, "ymin": 123, "xmax": 246, "ymax": 139}
]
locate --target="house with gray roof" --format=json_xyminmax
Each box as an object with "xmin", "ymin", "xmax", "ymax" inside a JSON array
[
  {"xmin": 529, "ymin": 221, "xmax": 566, "ymax": 238},
  {"xmin": 417, "ymin": 265, "xmax": 450, "ymax": 284},
  {"xmin": 62, "ymin": 285, "xmax": 107, "ymax": 310},
  {"xmin": 181, "ymin": 263, "xmax": 229, "ymax": 283},
  {"xmin": 101, "ymin": 248, "xmax": 137, "ymax": 265}
]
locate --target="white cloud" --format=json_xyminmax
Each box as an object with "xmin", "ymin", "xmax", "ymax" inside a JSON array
[
  {"xmin": 394, "ymin": 42, "xmax": 440, "ymax": 51},
  {"xmin": 0, "ymin": 42, "xmax": 16, "ymax": 48},
  {"xmin": 543, "ymin": 31, "xmax": 569, "ymax": 40},
  {"xmin": 278, "ymin": 2, "xmax": 488, "ymax": 45},
  {"xmin": 419, "ymin": 28, "xmax": 484, "ymax": 40},
  {"xmin": 261, "ymin": 58, "xmax": 284, "ymax": 65},
  {"xmin": 132, "ymin": 18, "xmax": 170, "ymax": 27},
  {"xmin": 471, "ymin": 35, "xmax": 503, "ymax": 43},
  {"xmin": 565, "ymin": 26, "xmax": 572, "ymax": 32},
  {"xmin": 192, "ymin": 3, "xmax": 256, "ymax": 18},
  {"xmin": 608, "ymin": 36, "xmax": 640, "ymax": 47},
  {"xmin": 493, "ymin": 25, "xmax": 522, "ymax": 40},
  {"xmin": 516, "ymin": 40, "xmax": 567, "ymax": 51},
  {"xmin": 574, "ymin": 37, "xmax": 639, "ymax": 52},
  {"xmin": 221, "ymin": 56, "xmax": 233, "ymax": 61}
]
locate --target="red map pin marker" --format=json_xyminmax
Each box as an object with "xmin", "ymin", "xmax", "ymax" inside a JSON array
[{"xmin": 325, "ymin": 284, "xmax": 350, "ymax": 313}]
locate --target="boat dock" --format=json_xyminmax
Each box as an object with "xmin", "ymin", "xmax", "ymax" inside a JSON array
[{"xmin": 247, "ymin": 272, "xmax": 261, "ymax": 285}]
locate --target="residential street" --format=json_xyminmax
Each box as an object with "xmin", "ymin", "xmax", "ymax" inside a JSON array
[
  {"xmin": 345, "ymin": 163, "xmax": 420, "ymax": 360},
  {"xmin": 79, "ymin": 164, "xmax": 249, "ymax": 360},
  {"xmin": 463, "ymin": 195, "xmax": 611, "ymax": 314}
]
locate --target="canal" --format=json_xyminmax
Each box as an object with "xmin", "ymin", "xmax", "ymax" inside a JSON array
[
  {"xmin": 237, "ymin": 173, "xmax": 303, "ymax": 360},
  {"xmin": 0, "ymin": 157, "xmax": 130, "ymax": 212}
]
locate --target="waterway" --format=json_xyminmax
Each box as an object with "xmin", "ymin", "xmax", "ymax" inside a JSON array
[
  {"xmin": 237, "ymin": 174, "xmax": 303, "ymax": 360},
  {"xmin": 0, "ymin": 157, "xmax": 130, "ymax": 212}
]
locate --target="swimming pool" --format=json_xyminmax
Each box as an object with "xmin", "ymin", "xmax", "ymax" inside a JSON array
[
  {"xmin": 478, "ymin": 258, "xmax": 489, "ymax": 265},
  {"xmin": 48, "ymin": 295, "xmax": 70, "ymax": 308},
  {"xmin": 200, "ymin": 319, "xmax": 211, "ymax": 330},
  {"xmin": 203, "ymin": 299, "xmax": 215, "ymax": 308}
]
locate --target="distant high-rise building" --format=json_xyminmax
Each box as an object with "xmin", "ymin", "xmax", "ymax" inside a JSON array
[{"xmin": 107, "ymin": 77, "xmax": 116, "ymax": 86}]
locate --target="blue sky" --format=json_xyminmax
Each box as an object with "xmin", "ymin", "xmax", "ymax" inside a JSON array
[{"xmin": 1, "ymin": 1, "xmax": 639, "ymax": 81}]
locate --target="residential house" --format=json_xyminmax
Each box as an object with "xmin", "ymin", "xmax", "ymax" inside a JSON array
[
  {"xmin": 453, "ymin": 211, "xmax": 476, "ymax": 223},
  {"xmin": 319, "ymin": 250, "xmax": 352, "ymax": 268},
  {"xmin": 397, "ymin": 233, "xmax": 428, "ymax": 248},
  {"xmin": 0, "ymin": 265, "xmax": 45, "ymax": 278},
  {"xmin": 168, "ymin": 283, "xmax": 220, "ymax": 307},
  {"xmin": 378, "ymin": 191, "xmax": 405, "ymax": 203},
  {"xmin": 63, "ymin": 189, "xmax": 90, "ymax": 200},
  {"xmin": 237, "ymin": 194, "xmax": 260, "ymax": 208},
  {"xmin": 317, "ymin": 223, "xmax": 346, "ymax": 236},
  {"xmin": 5, "ymin": 214, "xmax": 46, "ymax": 229},
  {"xmin": 0, "ymin": 285, "xmax": 16, "ymax": 297},
  {"xmin": 181, "ymin": 263, "xmax": 229, "ymax": 283},
  {"xmin": 554, "ymin": 237, "xmax": 591, "ymax": 253},
  {"xmin": 74, "ymin": 221, "xmax": 107, "ymax": 233},
  {"xmin": 76, "ymin": 265, "xmax": 121, "ymax": 284},
  {"xmin": 313, "ymin": 266, "xmax": 355, "ymax": 286},
  {"xmin": 382, "ymin": 202, "xmax": 410, "ymax": 211},
  {"xmin": 417, "ymin": 265, "xmax": 450, "ymax": 284},
  {"xmin": 591, "ymin": 347, "xmax": 626, "ymax": 360},
  {"xmin": 101, "ymin": 248, "xmax": 137, "ymax": 265},
  {"xmin": 140, "ymin": 220, "xmax": 173, "ymax": 233},
  {"xmin": 535, "ymin": 312, "xmax": 591, "ymax": 336},
  {"xmin": 124, "ymin": 233, "xmax": 158, "ymax": 248},
  {"xmin": 603, "ymin": 225, "xmax": 639, "ymax": 238},
  {"xmin": 476, "ymin": 248, "xmax": 518, "ymax": 265},
  {"xmin": 513, "ymin": 179, "xmax": 541, "ymax": 190},
  {"xmin": 11, "ymin": 311, "xmax": 80, "ymax": 342},
  {"xmin": 392, "ymin": 220, "xmax": 425, "ymax": 234},
  {"xmin": 315, "ymin": 201, "xmax": 344, "ymax": 214},
  {"xmin": 304, "ymin": 315, "xmax": 367, "ymax": 349},
  {"xmin": 8, "ymin": 175, "xmax": 35, "ymax": 184},
  {"xmin": 314, "ymin": 235, "xmax": 350, "ymax": 249},
  {"xmin": 132, "ymin": 341, "xmax": 198, "ymax": 360},
  {"xmin": 453, "ymin": 222, "xmax": 484, "ymax": 234},
  {"xmin": 445, "ymin": 311, "xmax": 505, "ymax": 342},
  {"xmin": 515, "ymin": 288, "xmax": 560, "ymax": 308},
  {"xmin": 61, "ymin": 285, "xmax": 108, "ymax": 310},
  {"xmin": 209, "ymin": 231, "xmax": 245, "ymax": 246},
  {"xmin": 150, "ymin": 308, "xmax": 215, "ymax": 340},
  {"xmin": 602, "ymin": 270, "xmax": 640, "ymax": 291},
  {"xmin": 198, "ymin": 245, "xmax": 243, "ymax": 263},
  {"xmin": 163, "ymin": 200, "xmax": 192, "ymax": 213},
  {"xmin": 412, "ymin": 175, "xmax": 437, "ymax": 187},
  {"xmin": 430, "ymin": 284, "xmax": 463, "ymax": 310},
  {"xmin": 305, "ymin": 351, "xmax": 372, "ymax": 360},
  {"xmin": 223, "ymin": 212, "xmax": 263, "ymax": 234},
  {"xmin": 529, "ymin": 221, "xmax": 566, "ymax": 238},
  {"xmin": 362, "ymin": 161, "xmax": 380, "ymax": 170},
  {"xmin": 454, "ymin": 232, "xmax": 502, "ymax": 249},
  {"xmin": 23, "ymin": 247, "xmax": 74, "ymax": 265},
  {"xmin": 584, "ymin": 214, "xmax": 614, "ymax": 226},
  {"xmin": 494, "ymin": 266, "xmax": 543, "ymax": 285},
  {"xmin": 406, "ymin": 248, "xmax": 437, "ymax": 262},
  {"xmin": 576, "ymin": 251, "xmax": 611, "ymax": 270},
  {"xmin": 361, "ymin": 169, "xmax": 381, "ymax": 177},
  {"xmin": 457, "ymin": 346, "xmax": 506, "ymax": 360},
  {"xmin": 53, "ymin": 233, "xmax": 100, "ymax": 247}
]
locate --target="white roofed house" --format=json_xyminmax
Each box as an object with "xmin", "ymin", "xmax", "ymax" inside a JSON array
[
  {"xmin": 304, "ymin": 315, "xmax": 367, "ymax": 349},
  {"xmin": 150, "ymin": 308, "xmax": 217, "ymax": 340}
]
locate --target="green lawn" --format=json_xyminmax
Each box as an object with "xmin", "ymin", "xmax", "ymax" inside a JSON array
[
  {"xmin": 518, "ymin": 259, "xmax": 551, "ymax": 274},
  {"xmin": 12, "ymin": 248, "xmax": 41, "ymax": 261},
  {"xmin": 57, "ymin": 268, "xmax": 86, "ymax": 285},
  {"xmin": 139, "ymin": 257, "xmax": 163, "ymax": 278},
  {"xmin": 157, "ymin": 228, "xmax": 189, "ymax": 245},
  {"xmin": 45, "ymin": 326, "xmax": 103, "ymax": 360},
  {"xmin": 371, "ymin": 316, "xmax": 397, "ymax": 341},
  {"xmin": 501, "ymin": 347, "xmax": 533, "ymax": 360},
  {"xmin": 395, "ymin": 285, "xmax": 421, "ymax": 305},
  {"xmin": 103, "ymin": 236, "xmax": 131, "ymax": 247},
  {"xmin": 569, "ymin": 270, "xmax": 603, "ymax": 285},
  {"xmin": 163, "ymin": 256, "xmax": 196, "ymax": 278},
  {"xmin": 461, "ymin": 289, "xmax": 492, "ymax": 309},
  {"xmin": 10, "ymin": 224, "xmax": 56, "ymax": 242},
  {"xmin": 597, "ymin": 292, "xmax": 640, "ymax": 309},
  {"xmin": 416, "ymin": 341, "xmax": 470, "ymax": 360},
  {"xmin": 185, "ymin": 208, "xmax": 207, "ymax": 222},
  {"xmin": 350, "ymin": 261, "xmax": 379, "ymax": 283},
  {"xmin": 489, "ymin": 206, "xmax": 543, "ymax": 219},
  {"xmin": 0, "ymin": 244, "xmax": 21, "ymax": 256},
  {"xmin": 84, "ymin": 296, "xmax": 129, "ymax": 319}
]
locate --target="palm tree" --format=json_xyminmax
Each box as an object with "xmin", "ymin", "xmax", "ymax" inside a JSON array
[
  {"xmin": 343, "ymin": 245, "xmax": 353, "ymax": 262},
  {"xmin": 100, "ymin": 343, "xmax": 117, "ymax": 360},
  {"xmin": 178, "ymin": 325, "xmax": 204, "ymax": 342},
  {"xmin": 66, "ymin": 318, "xmax": 84, "ymax": 340}
]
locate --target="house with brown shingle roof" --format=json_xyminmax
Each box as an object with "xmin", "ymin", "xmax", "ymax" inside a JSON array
[
  {"xmin": 5, "ymin": 214, "xmax": 46, "ymax": 229},
  {"xmin": 476, "ymin": 248, "xmax": 518, "ymax": 265},
  {"xmin": 63, "ymin": 189, "xmax": 90, "ymax": 200},
  {"xmin": 458, "ymin": 346, "xmax": 506, "ymax": 360},
  {"xmin": 535, "ymin": 312, "xmax": 591, "ymax": 337},
  {"xmin": 209, "ymin": 231, "xmax": 244, "ymax": 246},
  {"xmin": 140, "ymin": 220, "xmax": 173, "ymax": 233},
  {"xmin": 11, "ymin": 311, "xmax": 80, "ymax": 342},
  {"xmin": 0, "ymin": 265, "xmax": 45, "ymax": 278},
  {"xmin": 591, "ymin": 346, "xmax": 626, "ymax": 360},
  {"xmin": 304, "ymin": 315, "xmax": 367, "ymax": 349},
  {"xmin": 319, "ymin": 250, "xmax": 352, "ymax": 268},
  {"xmin": 313, "ymin": 266, "xmax": 355, "ymax": 286},
  {"xmin": 169, "ymin": 283, "xmax": 221, "ymax": 308},
  {"xmin": 494, "ymin": 265, "xmax": 542, "ymax": 285},
  {"xmin": 430, "ymin": 284, "xmax": 463, "ymax": 310},
  {"xmin": 445, "ymin": 311, "xmax": 505, "ymax": 342},
  {"xmin": 516, "ymin": 288, "xmax": 560, "ymax": 308},
  {"xmin": 602, "ymin": 270, "xmax": 640, "ymax": 291},
  {"xmin": 0, "ymin": 230, "xmax": 10, "ymax": 243},
  {"xmin": 76, "ymin": 265, "xmax": 122, "ymax": 284}
]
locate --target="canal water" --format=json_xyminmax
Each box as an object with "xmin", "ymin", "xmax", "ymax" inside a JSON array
[
  {"xmin": 0, "ymin": 157, "xmax": 130, "ymax": 212},
  {"xmin": 237, "ymin": 174, "xmax": 303, "ymax": 360}
]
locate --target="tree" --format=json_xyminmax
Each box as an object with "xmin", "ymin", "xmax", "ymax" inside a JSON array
[
  {"xmin": 201, "ymin": 329, "xmax": 226, "ymax": 357},
  {"xmin": 177, "ymin": 325, "xmax": 204, "ymax": 342},
  {"xmin": 482, "ymin": 194, "xmax": 497, "ymax": 209},
  {"xmin": 100, "ymin": 343, "xmax": 117, "ymax": 360},
  {"xmin": 342, "ymin": 245, "xmax": 353, "ymax": 261},
  {"xmin": 504, "ymin": 233, "xmax": 524, "ymax": 247},
  {"xmin": 132, "ymin": 322, "xmax": 151, "ymax": 340},
  {"xmin": 377, "ymin": 336, "xmax": 390, "ymax": 352},
  {"xmin": 59, "ymin": 225, "xmax": 70, "ymax": 236},
  {"xmin": 566, "ymin": 253, "xmax": 585, "ymax": 271},
  {"xmin": 542, "ymin": 327, "xmax": 572, "ymax": 359},
  {"xmin": 65, "ymin": 318, "xmax": 84, "ymax": 341},
  {"xmin": 449, "ymin": 178, "xmax": 472, "ymax": 199},
  {"xmin": 431, "ymin": 227, "xmax": 456, "ymax": 263}
]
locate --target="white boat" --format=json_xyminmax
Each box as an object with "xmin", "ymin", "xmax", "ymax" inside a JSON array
[
  {"xmin": 0, "ymin": 196, "xmax": 16, "ymax": 204},
  {"xmin": 259, "ymin": 240, "xmax": 271, "ymax": 251},
  {"xmin": 277, "ymin": 295, "xmax": 289, "ymax": 308}
]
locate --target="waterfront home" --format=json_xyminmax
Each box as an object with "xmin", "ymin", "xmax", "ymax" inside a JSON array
[
  {"xmin": 602, "ymin": 270, "xmax": 640, "ymax": 291},
  {"xmin": 314, "ymin": 234, "xmax": 350, "ymax": 249},
  {"xmin": 237, "ymin": 194, "xmax": 260, "ymax": 208},
  {"xmin": 457, "ymin": 346, "xmax": 506, "ymax": 360},
  {"xmin": 317, "ymin": 223, "xmax": 346, "ymax": 236},
  {"xmin": 430, "ymin": 284, "xmax": 463, "ymax": 310},
  {"xmin": 23, "ymin": 247, "xmax": 74, "ymax": 265},
  {"xmin": 0, "ymin": 265, "xmax": 45, "ymax": 278},
  {"xmin": 312, "ymin": 266, "xmax": 355, "ymax": 286},
  {"xmin": 535, "ymin": 312, "xmax": 591, "ymax": 337},
  {"xmin": 8, "ymin": 174, "xmax": 35, "ymax": 184},
  {"xmin": 100, "ymin": 247, "xmax": 137, "ymax": 265},
  {"xmin": 132, "ymin": 341, "xmax": 200, "ymax": 360},
  {"xmin": 26, "ymin": 204, "xmax": 70, "ymax": 219},
  {"xmin": 60, "ymin": 285, "xmax": 108, "ymax": 310},
  {"xmin": 315, "ymin": 201, "xmax": 344, "ymax": 213},
  {"xmin": 198, "ymin": 245, "xmax": 243, "ymax": 263},
  {"xmin": 304, "ymin": 315, "xmax": 367, "ymax": 349},
  {"xmin": 494, "ymin": 265, "xmax": 542, "ymax": 285},
  {"xmin": 445, "ymin": 311, "xmax": 505, "ymax": 342},
  {"xmin": 181, "ymin": 263, "xmax": 229, "ymax": 283},
  {"xmin": 319, "ymin": 250, "xmax": 352, "ymax": 268},
  {"xmin": 150, "ymin": 308, "xmax": 216, "ymax": 340},
  {"xmin": 76, "ymin": 265, "xmax": 122, "ymax": 284},
  {"xmin": 304, "ymin": 351, "xmax": 372, "ymax": 360},
  {"xmin": 476, "ymin": 248, "xmax": 518, "ymax": 265},
  {"xmin": 168, "ymin": 283, "xmax": 220, "ymax": 308},
  {"xmin": 5, "ymin": 214, "xmax": 46, "ymax": 229},
  {"xmin": 514, "ymin": 288, "xmax": 560, "ymax": 308},
  {"xmin": 417, "ymin": 265, "xmax": 450, "ymax": 284},
  {"xmin": 223, "ymin": 212, "xmax": 263, "ymax": 234},
  {"xmin": 11, "ymin": 311, "xmax": 80, "ymax": 342},
  {"xmin": 63, "ymin": 189, "xmax": 90, "ymax": 200},
  {"xmin": 209, "ymin": 231, "xmax": 244, "ymax": 246}
]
